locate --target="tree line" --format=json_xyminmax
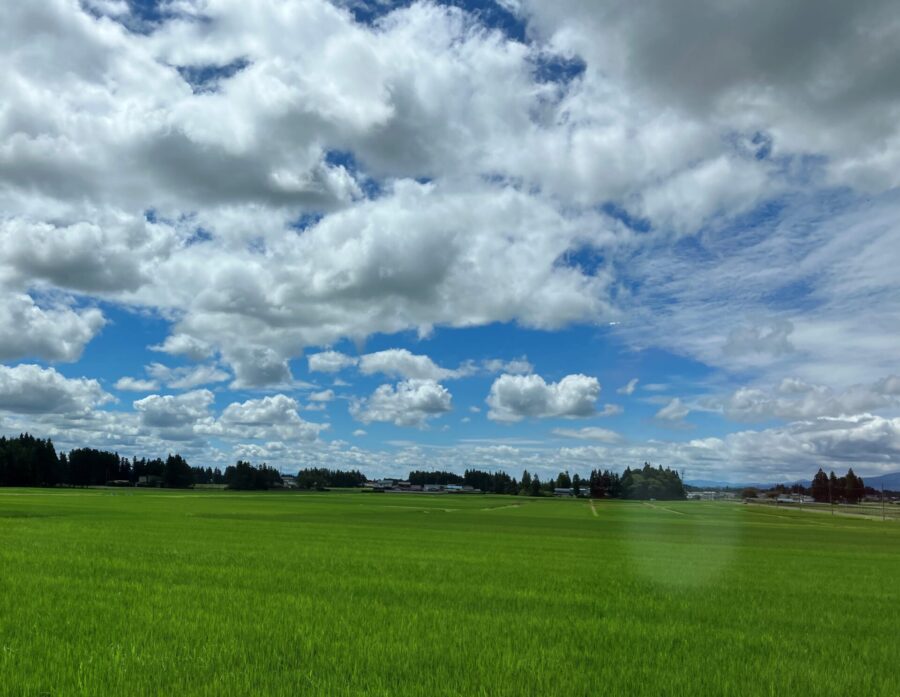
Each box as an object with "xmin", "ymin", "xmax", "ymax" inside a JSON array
[
  {"xmin": 0, "ymin": 434, "xmax": 365, "ymax": 492},
  {"xmin": 1, "ymin": 433, "xmax": 687, "ymax": 499},
  {"xmin": 0, "ymin": 434, "xmax": 204, "ymax": 488},
  {"xmin": 223, "ymin": 461, "xmax": 283, "ymax": 490},
  {"xmin": 406, "ymin": 462, "xmax": 685, "ymax": 499},
  {"xmin": 293, "ymin": 467, "xmax": 367, "ymax": 490},
  {"xmin": 0, "ymin": 434, "xmax": 244, "ymax": 489}
]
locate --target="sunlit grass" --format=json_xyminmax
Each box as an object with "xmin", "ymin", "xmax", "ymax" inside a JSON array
[{"xmin": 1, "ymin": 490, "xmax": 897, "ymax": 695}]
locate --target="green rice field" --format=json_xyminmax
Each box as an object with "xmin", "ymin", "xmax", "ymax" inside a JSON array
[{"xmin": 1, "ymin": 489, "xmax": 897, "ymax": 696}]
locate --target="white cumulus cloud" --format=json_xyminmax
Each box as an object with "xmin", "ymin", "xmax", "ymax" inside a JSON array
[
  {"xmin": 487, "ymin": 373, "xmax": 600, "ymax": 422},
  {"xmin": 0, "ymin": 293, "xmax": 105, "ymax": 363},
  {"xmin": 114, "ymin": 377, "xmax": 159, "ymax": 392},
  {"xmin": 350, "ymin": 379, "xmax": 452, "ymax": 428},
  {"xmin": 358, "ymin": 349, "xmax": 467, "ymax": 381},
  {"xmin": 134, "ymin": 390, "xmax": 215, "ymax": 430},
  {"xmin": 308, "ymin": 351, "xmax": 360, "ymax": 374},
  {"xmin": 219, "ymin": 394, "xmax": 327, "ymax": 442},
  {"xmin": 0, "ymin": 364, "xmax": 112, "ymax": 414}
]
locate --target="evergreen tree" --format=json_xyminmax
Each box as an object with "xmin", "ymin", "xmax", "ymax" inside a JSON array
[
  {"xmin": 225, "ymin": 461, "xmax": 283, "ymax": 490},
  {"xmin": 408, "ymin": 470, "xmax": 465, "ymax": 486},
  {"xmin": 830, "ymin": 471, "xmax": 845, "ymax": 502},
  {"xmin": 588, "ymin": 469, "xmax": 600, "ymax": 496},
  {"xmin": 607, "ymin": 471, "xmax": 623, "ymax": 498},
  {"xmin": 58, "ymin": 452, "xmax": 69, "ymax": 484},
  {"xmin": 520, "ymin": 470, "xmax": 532, "ymax": 495},
  {"xmin": 844, "ymin": 468, "xmax": 864, "ymax": 504},
  {"xmin": 811, "ymin": 468, "xmax": 829, "ymax": 503},
  {"xmin": 164, "ymin": 454, "xmax": 194, "ymax": 488},
  {"xmin": 295, "ymin": 468, "xmax": 366, "ymax": 489}
]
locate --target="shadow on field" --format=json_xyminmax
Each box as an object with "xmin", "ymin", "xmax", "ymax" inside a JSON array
[
  {"xmin": 618, "ymin": 502, "xmax": 745, "ymax": 588},
  {"xmin": 0, "ymin": 510, "xmax": 59, "ymax": 518},
  {"xmin": 188, "ymin": 512, "xmax": 309, "ymax": 522}
]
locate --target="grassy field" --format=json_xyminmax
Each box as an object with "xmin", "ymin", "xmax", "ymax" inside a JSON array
[{"xmin": 1, "ymin": 490, "xmax": 897, "ymax": 696}]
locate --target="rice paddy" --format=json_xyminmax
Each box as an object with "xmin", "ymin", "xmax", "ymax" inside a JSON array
[{"xmin": 1, "ymin": 489, "xmax": 897, "ymax": 696}]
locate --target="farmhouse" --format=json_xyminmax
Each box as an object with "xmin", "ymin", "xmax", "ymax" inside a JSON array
[
  {"xmin": 687, "ymin": 491, "xmax": 720, "ymax": 500},
  {"xmin": 772, "ymin": 494, "xmax": 814, "ymax": 504},
  {"xmin": 553, "ymin": 487, "xmax": 590, "ymax": 497},
  {"xmin": 136, "ymin": 475, "xmax": 163, "ymax": 487},
  {"xmin": 365, "ymin": 479, "xmax": 396, "ymax": 491},
  {"xmin": 363, "ymin": 481, "xmax": 482, "ymax": 494}
]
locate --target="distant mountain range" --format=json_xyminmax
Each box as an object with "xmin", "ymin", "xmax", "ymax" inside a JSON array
[
  {"xmin": 861, "ymin": 472, "xmax": 900, "ymax": 490},
  {"xmin": 686, "ymin": 479, "xmax": 784, "ymax": 489},
  {"xmin": 687, "ymin": 471, "xmax": 900, "ymax": 490}
]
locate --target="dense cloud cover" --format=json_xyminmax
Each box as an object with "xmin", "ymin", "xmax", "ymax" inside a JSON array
[{"xmin": 1, "ymin": 0, "xmax": 899, "ymax": 481}]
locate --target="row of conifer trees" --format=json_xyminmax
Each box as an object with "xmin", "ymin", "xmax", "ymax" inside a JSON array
[{"xmin": 810, "ymin": 467, "xmax": 866, "ymax": 504}]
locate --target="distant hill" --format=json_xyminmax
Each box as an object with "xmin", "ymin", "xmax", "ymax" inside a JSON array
[
  {"xmin": 687, "ymin": 471, "xmax": 900, "ymax": 491},
  {"xmin": 862, "ymin": 472, "xmax": 900, "ymax": 490},
  {"xmin": 686, "ymin": 479, "xmax": 787, "ymax": 489}
]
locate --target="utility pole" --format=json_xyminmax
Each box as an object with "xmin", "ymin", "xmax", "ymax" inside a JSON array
[
  {"xmin": 829, "ymin": 476, "xmax": 833, "ymax": 516},
  {"xmin": 883, "ymin": 483, "xmax": 886, "ymax": 522}
]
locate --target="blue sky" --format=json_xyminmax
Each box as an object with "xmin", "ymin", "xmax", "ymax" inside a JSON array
[{"xmin": 1, "ymin": 0, "xmax": 900, "ymax": 482}]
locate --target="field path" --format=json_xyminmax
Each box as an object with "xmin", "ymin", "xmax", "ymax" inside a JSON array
[
  {"xmin": 745, "ymin": 507, "xmax": 842, "ymax": 527},
  {"xmin": 791, "ymin": 504, "xmax": 896, "ymax": 522},
  {"xmin": 746, "ymin": 508, "xmax": 799, "ymax": 521},
  {"xmin": 381, "ymin": 504, "xmax": 458, "ymax": 513},
  {"xmin": 642, "ymin": 501, "xmax": 688, "ymax": 516},
  {"xmin": 481, "ymin": 503, "xmax": 522, "ymax": 511},
  {"xmin": 742, "ymin": 501, "xmax": 891, "ymax": 523},
  {"xmin": 589, "ymin": 499, "xmax": 598, "ymax": 517}
]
